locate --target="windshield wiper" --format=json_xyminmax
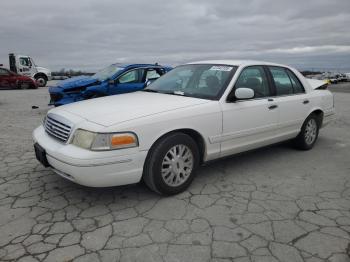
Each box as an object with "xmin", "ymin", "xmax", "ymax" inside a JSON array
[
  {"xmin": 165, "ymin": 91, "xmax": 193, "ymax": 97},
  {"xmin": 142, "ymin": 89, "xmax": 192, "ymax": 98},
  {"xmin": 142, "ymin": 89, "xmax": 161, "ymax": 93}
]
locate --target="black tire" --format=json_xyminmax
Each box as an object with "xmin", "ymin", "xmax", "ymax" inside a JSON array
[
  {"xmin": 143, "ymin": 133, "xmax": 200, "ymax": 195},
  {"xmin": 35, "ymin": 76, "xmax": 47, "ymax": 87},
  {"xmin": 19, "ymin": 82, "xmax": 30, "ymax": 89},
  {"xmin": 294, "ymin": 114, "xmax": 320, "ymax": 150}
]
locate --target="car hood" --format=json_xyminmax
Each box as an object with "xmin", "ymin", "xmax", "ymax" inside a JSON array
[
  {"xmin": 55, "ymin": 75, "xmax": 100, "ymax": 90},
  {"xmin": 35, "ymin": 66, "xmax": 51, "ymax": 74},
  {"xmin": 54, "ymin": 91, "xmax": 210, "ymax": 127}
]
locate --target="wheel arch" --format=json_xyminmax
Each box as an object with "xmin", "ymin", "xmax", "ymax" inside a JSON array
[
  {"xmin": 146, "ymin": 128, "xmax": 207, "ymax": 165},
  {"xmin": 34, "ymin": 72, "xmax": 48, "ymax": 81},
  {"xmin": 308, "ymin": 108, "xmax": 324, "ymax": 126}
]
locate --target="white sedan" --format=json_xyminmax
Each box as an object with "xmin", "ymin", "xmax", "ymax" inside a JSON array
[{"xmin": 33, "ymin": 60, "xmax": 335, "ymax": 195}]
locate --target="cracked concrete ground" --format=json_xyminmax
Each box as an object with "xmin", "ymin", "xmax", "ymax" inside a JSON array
[{"xmin": 0, "ymin": 86, "xmax": 349, "ymax": 262}]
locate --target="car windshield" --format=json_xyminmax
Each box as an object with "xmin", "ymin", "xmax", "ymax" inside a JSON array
[
  {"xmin": 144, "ymin": 64, "xmax": 237, "ymax": 100},
  {"xmin": 30, "ymin": 58, "xmax": 36, "ymax": 66},
  {"xmin": 92, "ymin": 64, "xmax": 123, "ymax": 81}
]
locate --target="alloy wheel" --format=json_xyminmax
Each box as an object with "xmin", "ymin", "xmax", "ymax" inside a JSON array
[
  {"xmin": 304, "ymin": 118, "xmax": 317, "ymax": 145},
  {"xmin": 161, "ymin": 144, "xmax": 194, "ymax": 187}
]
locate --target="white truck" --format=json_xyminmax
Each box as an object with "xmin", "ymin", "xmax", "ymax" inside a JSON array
[{"xmin": 8, "ymin": 53, "xmax": 52, "ymax": 87}]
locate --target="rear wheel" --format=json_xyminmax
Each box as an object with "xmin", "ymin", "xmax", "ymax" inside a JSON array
[
  {"xmin": 294, "ymin": 114, "xmax": 320, "ymax": 150},
  {"xmin": 143, "ymin": 133, "xmax": 199, "ymax": 195}
]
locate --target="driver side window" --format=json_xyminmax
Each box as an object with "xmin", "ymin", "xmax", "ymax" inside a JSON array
[
  {"xmin": 19, "ymin": 57, "xmax": 31, "ymax": 67},
  {"xmin": 118, "ymin": 69, "xmax": 140, "ymax": 84},
  {"xmin": 235, "ymin": 66, "xmax": 270, "ymax": 98}
]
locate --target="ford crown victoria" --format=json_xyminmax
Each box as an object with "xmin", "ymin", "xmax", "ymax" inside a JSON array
[{"xmin": 33, "ymin": 60, "xmax": 335, "ymax": 195}]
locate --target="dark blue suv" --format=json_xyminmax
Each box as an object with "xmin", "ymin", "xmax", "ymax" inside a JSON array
[{"xmin": 49, "ymin": 63, "xmax": 172, "ymax": 106}]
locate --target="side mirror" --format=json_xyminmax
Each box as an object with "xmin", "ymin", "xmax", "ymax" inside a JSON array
[
  {"xmin": 108, "ymin": 79, "xmax": 115, "ymax": 85},
  {"xmin": 235, "ymin": 87, "xmax": 254, "ymax": 100}
]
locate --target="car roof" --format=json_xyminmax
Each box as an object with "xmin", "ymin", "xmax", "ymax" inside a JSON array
[
  {"xmin": 188, "ymin": 60, "xmax": 288, "ymax": 68},
  {"xmin": 111, "ymin": 63, "xmax": 167, "ymax": 69}
]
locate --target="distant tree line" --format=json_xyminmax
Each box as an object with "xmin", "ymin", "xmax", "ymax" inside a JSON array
[{"xmin": 52, "ymin": 68, "xmax": 94, "ymax": 77}]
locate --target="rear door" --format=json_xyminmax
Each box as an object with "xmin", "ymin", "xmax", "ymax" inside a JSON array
[
  {"xmin": 220, "ymin": 66, "xmax": 279, "ymax": 156},
  {"xmin": 267, "ymin": 66, "xmax": 311, "ymax": 138}
]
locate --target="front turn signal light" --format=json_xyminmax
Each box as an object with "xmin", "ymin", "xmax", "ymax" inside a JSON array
[{"xmin": 110, "ymin": 134, "xmax": 138, "ymax": 149}]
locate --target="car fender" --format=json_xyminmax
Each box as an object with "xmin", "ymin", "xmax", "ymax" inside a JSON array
[
  {"xmin": 85, "ymin": 83, "xmax": 108, "ymax": 95},
  {"xmin": 106, "ymin": 103, "xmax": 223, "ymax": 161},
  {"xmin": 143, "ymin": 124, "xmax": 216, "ymax": 162},
  {"xmin": 306, "ymin": 105, "xmax": 324, "ymax": 118},
  {"xmin": 84, "ymin": 83, "xmax": 108, "ymax": 97}
]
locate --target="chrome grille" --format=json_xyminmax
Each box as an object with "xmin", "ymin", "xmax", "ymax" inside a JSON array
[{"xmin": 44, "ymin": 114, "xmax": 72, "ymax": 143}]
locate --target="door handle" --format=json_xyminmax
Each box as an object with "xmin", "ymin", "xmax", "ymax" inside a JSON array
[
  {"xmin": 268, "ymin": 98, "xmax": 274, "ymax": 102},
  {"xmin": 303, "ymin": 100, "xmax": 309, "ymax": 104},
  {"xmin": 268, "ymin": 105, "xmax": 278, "ymax": 110}
]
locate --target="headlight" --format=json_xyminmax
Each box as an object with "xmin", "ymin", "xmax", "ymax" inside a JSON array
[{"xmin": 71, "ymin": 129, "xmax": 138, "ymax": 151}]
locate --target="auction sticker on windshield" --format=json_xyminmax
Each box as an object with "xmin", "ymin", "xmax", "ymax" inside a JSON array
[{"xmin": 209, "ymin": 66, "xmax": 233, "ymax": 71}]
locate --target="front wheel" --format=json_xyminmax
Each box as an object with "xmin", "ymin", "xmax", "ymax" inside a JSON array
[
  {"xmin": 19, "ymin": 82, "xmax": 30, "ymax": 89},
  {"xmin": 35, "ymin": 76, "xmax": 47, "ymax": 87},
  {"xmin": 294, "ymin": 114, "xmax": 320, "ymax": 150},
  {"xmin": 143, "ymin": 133, "xmax": 200, "ymax": 195}
]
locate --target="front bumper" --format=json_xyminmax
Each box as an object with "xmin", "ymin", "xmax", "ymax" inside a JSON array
[
  {"xmin": 33, "ymin": 125, "xmax": 147, "ymax": 187},
  {"xmin": 48, "ymin": 86, "xmax": 86, "ymax": 106},
  {"xmin": 48, "ymin": 92, "xmax": 85, "ymax": 106}
]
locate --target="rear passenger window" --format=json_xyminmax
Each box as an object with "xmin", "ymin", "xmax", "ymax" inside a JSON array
[
  {"xmin": 235, "ymin": 66, "xmax": 270, "ymax": 98},
  {"xmin": 146, "ymin": 69, "xmax": 161, "ymax": 80},
  {"xmin": 269, "ymin": 67, "xmax": 293, "ymax": 95},
  {"xmin": 287, "ymin": 70, "xmax": 304, "ymax": 93}
]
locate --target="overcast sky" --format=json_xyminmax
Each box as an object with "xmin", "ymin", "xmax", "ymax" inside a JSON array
[{"xmin": 1, "ymin": 0, "xmax": 350, "ymax": 72}]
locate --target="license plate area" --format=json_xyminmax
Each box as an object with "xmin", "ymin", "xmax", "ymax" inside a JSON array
[{"xmin": 34, "ymin": 143, "xmax": 50, "ymax": 167}]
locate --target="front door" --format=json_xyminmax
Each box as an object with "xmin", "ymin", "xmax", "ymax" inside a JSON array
[
  {"xmin": 220, "ymin": 66, "xmax": 279, "ymax": 157},
  {"xmin": 110, "ymin": 68, "xmax": 146, "ymax": 95},
  {"xmin": 18, "ymin": 56, "xmax": 34, "ymax": 77}
]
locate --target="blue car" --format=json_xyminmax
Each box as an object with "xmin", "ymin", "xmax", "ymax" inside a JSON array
[{"xmin": 49, "ymin": 63, "xmax": 172, "ymax": 106}]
